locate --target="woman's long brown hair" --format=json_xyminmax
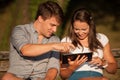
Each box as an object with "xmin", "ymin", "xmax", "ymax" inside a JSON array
[{"xmin": 67, "ymin": 8, "xmax": 103, "ymax": 51}]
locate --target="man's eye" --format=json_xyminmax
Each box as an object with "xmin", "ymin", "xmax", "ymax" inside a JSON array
[{"xmin": 82, "ymin": 29, "xmax": 86, "ymax": 30}]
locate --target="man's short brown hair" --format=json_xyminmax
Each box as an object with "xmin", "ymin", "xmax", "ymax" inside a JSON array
[{"xmin": 35, "ymin": 1, "xmax": 64, "ymax": 24}]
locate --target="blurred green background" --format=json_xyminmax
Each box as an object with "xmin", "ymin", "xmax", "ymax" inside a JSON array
[
  {"xmin": 0, "ymin": 0, "xmax": 120, "ymax": 51},
  {"xmin": 0, "ymin": 0, "xmax": 120, "ymax": 79}
]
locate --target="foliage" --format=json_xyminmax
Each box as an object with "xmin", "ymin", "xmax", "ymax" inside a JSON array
[{"xmin": 0, "ymin": 0, "xmax": 120, "ymax": 50}]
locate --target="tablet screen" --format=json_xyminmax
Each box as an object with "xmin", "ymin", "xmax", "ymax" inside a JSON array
[{"xmin": 61, "ymin": 52, "xmax": 93, "ymax": 64}]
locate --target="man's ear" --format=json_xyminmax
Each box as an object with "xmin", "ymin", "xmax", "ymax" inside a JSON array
[{"xmin": 38, "ymin": 16, "xmax": 44, "ymax": 22}]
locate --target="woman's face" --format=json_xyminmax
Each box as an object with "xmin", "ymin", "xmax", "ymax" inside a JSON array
[{"xmin": 73, "ymin": 20, "xmax": 89, "ymax": 40}]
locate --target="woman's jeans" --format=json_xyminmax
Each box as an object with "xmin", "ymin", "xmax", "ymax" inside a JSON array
[{"xmin": 68, "ymin": 71, "xmax": 103, "ymax": 80}]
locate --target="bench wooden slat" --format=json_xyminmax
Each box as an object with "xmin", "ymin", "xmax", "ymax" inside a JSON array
[{"xmin": 0, "ymin": 49, "xmax": 120, "ymax": 71}]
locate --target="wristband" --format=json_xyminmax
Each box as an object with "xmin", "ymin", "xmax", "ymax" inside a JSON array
[{"xmin": 102, "ymin": 60, "xmax": 108, "ymax": 68}]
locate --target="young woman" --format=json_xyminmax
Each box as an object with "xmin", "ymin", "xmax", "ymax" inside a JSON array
[{"xmin": 60, "ymin": 8, "xmax": 117, "ymax": 80}]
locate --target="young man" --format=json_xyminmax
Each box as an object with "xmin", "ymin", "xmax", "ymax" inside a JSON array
[{"xmin": 2, "ymin": 1, "xmax": 75, "ymax": 80}]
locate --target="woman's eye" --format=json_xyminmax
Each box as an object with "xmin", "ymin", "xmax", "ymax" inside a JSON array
[{"xmin": 74, "ymin": 28, "xmax": 79, "ymax": 30}]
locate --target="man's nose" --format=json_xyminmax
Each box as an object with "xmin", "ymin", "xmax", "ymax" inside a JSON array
[{"xmin": 52, "ymin": 26, "xmax": 57, "ymax": 33}]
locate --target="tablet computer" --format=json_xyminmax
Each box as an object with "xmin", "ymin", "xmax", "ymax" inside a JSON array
[{"xmin": 61, "ymin": 52, "xmax": 93, "ymax": 64}]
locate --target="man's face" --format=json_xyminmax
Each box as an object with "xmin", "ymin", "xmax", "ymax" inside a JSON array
[{"xmin": 39, "ymin": 16, "xmax": 60, "ymax": 38}]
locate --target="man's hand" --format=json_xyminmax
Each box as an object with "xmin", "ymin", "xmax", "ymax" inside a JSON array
[{"xmin": 52, "ymin": 42, "xmax": 75, "ymax": 53}]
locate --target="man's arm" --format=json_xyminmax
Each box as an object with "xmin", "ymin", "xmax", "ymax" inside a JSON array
[{"xmin": 21, "ymin": 42, "xmax": 75, "ymax": 57}]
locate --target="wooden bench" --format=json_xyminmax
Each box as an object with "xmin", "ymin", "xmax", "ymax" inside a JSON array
[
  {"xmin": 0, "ymin": 51, "xmax": 9, "ymax": 78},
  {"xmin": 111, "ymin": 48, "xmax": 120, "ymax": 68},
  {"xmin": 0, "ymin": 49, "xmax": 120, "ymax": 79}
]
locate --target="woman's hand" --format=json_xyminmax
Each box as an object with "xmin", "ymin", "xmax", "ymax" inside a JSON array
[
  {"xmin": 89, "ymin": 57, "xmax": 105, "ymax": 67},
  {"xmin": 68, "ymin": 55, "xmax": 88, "ymax": 70},
  {"xmin": 60, "ymin": 55, "xmax": 87, "ymax": 79}
]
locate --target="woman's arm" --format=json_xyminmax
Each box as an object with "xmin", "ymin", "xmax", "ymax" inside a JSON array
[
  {"xmin": 103, "ymin": 42, "xmax": 117, "ymax": 74},
  {"xmin": 60, "ymin": 55, "xmax": 87, "ymax": 79},
  {"xmin": 89, "ymin": 42, "xmax": 117, "ymax": 74},
  {"xmin": 44, "ymin": 68, "xmax": 58, "ymax": 80},
  {"xmin": 60, "ymin": 66, "xmax": 76, "ymax": 79}
]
